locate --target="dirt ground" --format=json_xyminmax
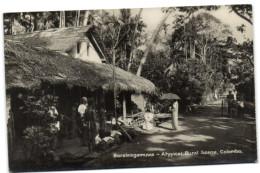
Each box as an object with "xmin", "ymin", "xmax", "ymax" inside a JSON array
[
  {"xmin": 82, "ymin": 100, "xmax": 257, "ymax": 169},
  {"xmin": 10, "ymin": 100, "xmax": 257, "ymax": 171}
]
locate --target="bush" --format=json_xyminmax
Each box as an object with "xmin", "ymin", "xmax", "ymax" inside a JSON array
[
  {"xmin": 23, "ymin": 126, "xmax": 57, "ymax": 169},
  {"xmin": 19, "ymin": 89, "xmax": 60, "ymax": 170}
]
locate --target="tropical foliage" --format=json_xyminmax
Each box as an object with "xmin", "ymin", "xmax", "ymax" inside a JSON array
[{"xmin": 4, "ymin": 5, "xmax": 254, "ymax": 109}]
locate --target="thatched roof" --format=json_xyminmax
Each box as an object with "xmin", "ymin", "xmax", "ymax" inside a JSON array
[
  {"xmin": 4, "ymin": 40, "xmax": 155, "ymax": 94},
  {"xmin": 4, "ymin": 25, "xmax": 107, "ymax": 62},
  {"xmin": 4, "ymin": 26, "xmax": 92, "ymax": 52}
]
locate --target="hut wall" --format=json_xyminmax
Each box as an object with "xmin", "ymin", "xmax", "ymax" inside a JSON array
[
  {"xmin": 10, "ymin": 90, "xmax": 28, "ymax": 136},
  {"xmin": 6, "ymin": 93, "xmax": 14, "ymax": 152},
  {"xmin": 6, "ymin": 93, "xmax": 11, "ymax": 122},
  {"xmin": 74, "ymin": 41, "xmax": 102, "ymax": 63},
  {"xmin": 131, "ymin": 94, "xmax": 146, "ymax": 112}
]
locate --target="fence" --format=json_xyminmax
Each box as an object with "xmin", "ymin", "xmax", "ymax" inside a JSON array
[{"xmin": 221, "ymin": 99, "xmax": 249, "ymax": 118}]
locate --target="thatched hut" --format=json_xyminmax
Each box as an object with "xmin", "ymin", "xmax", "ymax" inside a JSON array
[
  {"xmin": 4, "ymin": 39, "xmax": 155, "ymax": 136},
  {"xmin": 5, "ymin": 40, "xmax": 155, "ymax": 93},
  {"xmin": 4, "ymin": 25, "xmax": 107, "ymax": 63}
]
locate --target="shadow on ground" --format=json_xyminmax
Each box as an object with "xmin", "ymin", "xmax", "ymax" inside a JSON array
[{"xmin": 84, "ymin": 101, "xmax": 257, "ymax": 169}]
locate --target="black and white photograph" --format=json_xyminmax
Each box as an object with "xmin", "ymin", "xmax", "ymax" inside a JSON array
[{"xmin": 1, "ymin": 1, "xmax": 257, "ymax": 172}]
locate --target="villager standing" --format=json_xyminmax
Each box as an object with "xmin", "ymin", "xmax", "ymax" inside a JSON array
[
  {"xmin": 98, "ymin": 103, "xmax": 106, "ymax": 131},
  {"xmin": 84, "ymin": 98, "xmax": 97, "ymax": 153},
  {"xmin": 237, "ymin": 94, "xmax": 245, "ymax": 117},
  {"xmin": 233, "ymin": 89, "xmax": 238, "ymax": 101},
  {"xmin": 48, "ymin": 105, "xmax": 62, "ymax": 149},
  {"xmin": 78, "ymin": 97, "xmax": 88, "ymax": 118},
  {"xmin": 78, "ymin": 97, "xmax": 88, "ymax": 143},
  {"xmin": 160, "ymin": 93, "xmax": 180, "ymax": 130},
  {"xmin": 71, "ymin": 103, "xmax": 78, "ymax": 138},
  {"xmin": 227, "ymin": 91, "xmax": 234, "ymax": 115},
  {"xmin": 171, "ymin": 100, "xmax": 179, "ymax": 130}
]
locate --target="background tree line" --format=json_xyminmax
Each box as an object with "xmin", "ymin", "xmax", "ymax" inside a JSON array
[{"xmin": 4, "ymin": 5, "xmax": 254, "ymax": 112}]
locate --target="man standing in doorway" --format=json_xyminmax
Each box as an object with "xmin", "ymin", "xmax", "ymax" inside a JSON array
[
  {"xmin": 78, "ymin": 97, "xmax": 88, "ymax": 146},
  {"xmin": 78, "ymin": 97, "xmax": 88, "ymax": 118}
]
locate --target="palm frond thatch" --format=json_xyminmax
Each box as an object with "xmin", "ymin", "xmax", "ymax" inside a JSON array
[
  {"xmin": 4, "ymin": 40, "xmax": 155, "ymax": 94},
  {"xmin": 4, "ymin": 26, "xmax": 93, "ymax": 52}
]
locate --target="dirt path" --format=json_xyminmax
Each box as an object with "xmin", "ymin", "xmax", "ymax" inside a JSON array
[{"xmin": 84, "ymin": 101, "xmax": 257, "ymax": 169}]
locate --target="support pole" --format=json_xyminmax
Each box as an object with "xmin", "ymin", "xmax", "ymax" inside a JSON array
[
  {"xmin": 123, "ymin": 93, "xmax": 126, "ymax": 124},
  {"xmin": 112, "ymin": 49, "xmax": 118, "ymax": 127},
  {"xmin": 221, "ymin": 99, "xmax": 224, "ymax": 116}
]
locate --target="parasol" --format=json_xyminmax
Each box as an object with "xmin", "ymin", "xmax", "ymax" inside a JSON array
[{"xmin": 159, "ymin": 93, "xmax": 180, "ymax": 100}]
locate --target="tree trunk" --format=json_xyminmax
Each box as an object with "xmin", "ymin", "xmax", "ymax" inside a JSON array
[
  {"xmin": 78, "ymin": 11, "xmax": 90, "ymax": 57},
  {"xmin": 82, "ymin": 10, "xmax": 90, "ymax": 26},
  {"xmin": 33, "ymin": 13, "xmax": 39, "ymax": 31},
  {"xmin": 127, "ymin": 8, "xmax": 143, "ymax": 71},
  {"xmin": 60, "ymin": 11, "xmax": 66, "ymax": 28},
  {"xmin": 112, "ymin": 49, "xmax": 118, "ymax": 126},
  {"xmin": 201, "ymin": 46, "xmax": 207, "ymax": 64},
  {"xmin": 184, "ymin": 23, "xmax": 188, "ymax": 61},
  {"xmin": 190, "ymin": 39, "xmax": 195, "ymax": 59},
  {"xmin": 136, "ymin": 11, "xmax": 172, "ymax": 76},
  {"xmin": 75, "ymin": 10, "xmax": 81, "ymax": 27},
  {"xmin": 9, "ymin": 14, "xmax": 14, "ymax": 35}
]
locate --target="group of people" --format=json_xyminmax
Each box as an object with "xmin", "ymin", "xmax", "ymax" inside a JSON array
[{"xmin": 48, "ymin": 97, "xmax": 105, "ymax": 153}]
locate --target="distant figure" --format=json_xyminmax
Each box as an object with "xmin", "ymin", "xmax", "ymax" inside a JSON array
[
  {"xmin": 237, "ymin": 94, "xmax": 245, "ymax": 117},
  {"xmin": 227, "ymin": 91, "xmax": 234, "ymax": 115},
  {"xmin": 233, "ymin": 90, "xmax": 238, "ymax": 101},
  {"xmin": 171, "ymin": 100, "xmax": 179, "ymax": 130},
  {"xmin": 83, "ymin": 98, "xmax": 97, "ymax": 152}
]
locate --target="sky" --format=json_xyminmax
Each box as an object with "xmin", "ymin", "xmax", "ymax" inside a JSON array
[{"xmin": 110, "ymin": 6, "xmax": 253, "ymax": 44}]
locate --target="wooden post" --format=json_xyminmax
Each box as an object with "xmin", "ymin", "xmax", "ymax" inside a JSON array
[
  {"xmin": 6, "ymin": 93, "xmax": 14, "ymax": 153},
  {"xmin": 122, "ymin": 92, "xmax": 126, "ymax": 124},
  {"xmin": 221, "ymin": 99, "xmax": 224, "ymax": 116},
  {"xmin": 172, "ymin": 101, "xmax": 179, "ymax": 130},
  {"xmin": 112, "ymin": 49, "xmax": 118, "ymax": 127},
  {"xmin": 98, "ymin": 90, "xmax": 106, "ymax": 130}
]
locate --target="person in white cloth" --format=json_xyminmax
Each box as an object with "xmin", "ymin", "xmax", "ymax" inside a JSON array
[
  {"xmin": 48, "ymin": 105, "xmax": 61, "ymax": 149},
  {"xmin": 48, "ymin": 105, "xmax": 60, "ymax": 131},
  {"xmin": 171, "ymin": 100, "xmax": 179, "ymax": 130},
  {"xmin": 78, "ymin": 97, "xmax": 88, "ymax": 146},
  {"xmin": 78, "ymin": 97, "xmax": 88, "ymax": 118}
]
